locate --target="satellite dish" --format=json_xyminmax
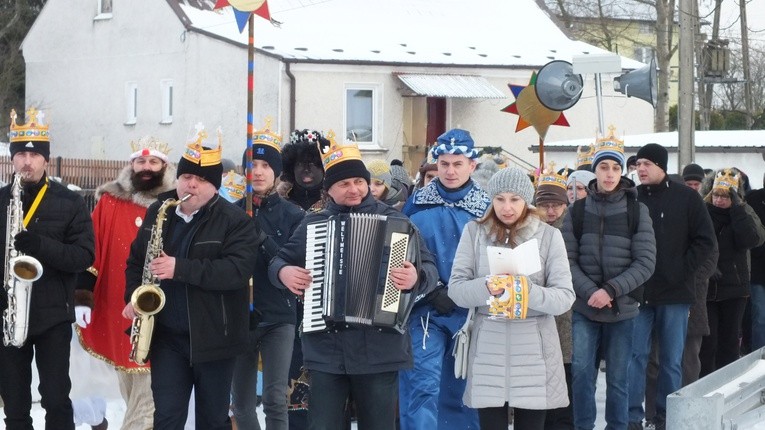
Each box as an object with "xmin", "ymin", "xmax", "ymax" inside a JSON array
[
  {"xmin": 613, "ymin": 57, "xmax": 658, "ymax": 107},
  {"xmin": 535, "ymin": 60, "xmax": 584, "ymax": 111}
]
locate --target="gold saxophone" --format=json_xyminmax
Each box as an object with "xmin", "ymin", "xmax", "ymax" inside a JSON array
[
  {"xmin": 3, "ymin": 174, "xmax": 43, "ymax": 347},
  {"xmin": 128, "ymin": 194, "xmax": 189, "ymax": 365}
]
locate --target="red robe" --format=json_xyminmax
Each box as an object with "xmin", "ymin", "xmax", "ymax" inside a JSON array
[{"xmin": 77, "ymin": 192, "xmax": 151, "ymax": 371}]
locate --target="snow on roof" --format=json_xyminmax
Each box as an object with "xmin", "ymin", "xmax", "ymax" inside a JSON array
[
  {"xmin": 176, "ymin": 0, "xmax": 646, "ymax": 69},
  {"xmin": 542, "ymin": 130, "xmax": 765, "ymax": 150}
]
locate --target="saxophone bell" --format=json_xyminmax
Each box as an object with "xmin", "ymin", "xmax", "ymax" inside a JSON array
[
  {"xmin": 130, "ymin": 284, "xmax": 165, "ymax": 316},
  {"xmin": 9, "ymin": 255, "xmax": 43, "ymax": 283}
]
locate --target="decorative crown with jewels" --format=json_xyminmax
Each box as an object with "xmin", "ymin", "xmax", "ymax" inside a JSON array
[
  {"xmin": 9, "ymin": 108, "xmax": 50, "ymax": 143},
  {"xmin": 576, "ymin": 143, "xmax": 595, "ymax": 168},
  {"xmin": 183, "ymin": 123, "xmax": 223, "ymax": 167},
  {"xmin": 253, "ymin": 117, "xmax": 282, "ymax": 153},
  {"xmin": 538, "ymin": 162, "xmax": 568, "ymax": 189},
  {"xmin": 713, "ymin": 168, "xmax": 739, "ymax": 192},
  {"xmin": 317, "ymin": 130, "xmax": 362, "ymax": 171},
  {"xmin": 595, "ymin": 126, "xmax": 625, "ymax": 155}
]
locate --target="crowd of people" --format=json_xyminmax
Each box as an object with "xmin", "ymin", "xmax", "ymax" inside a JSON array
[{"xmin": 1, "ymin": 108, "xmax": 765, "ymax": 430}]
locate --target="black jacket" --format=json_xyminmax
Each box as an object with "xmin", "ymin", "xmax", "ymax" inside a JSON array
[
  {"xmin": 125, "ymin": 192, "xmax": 258, "ymax": 363},
  {"xmin": 268, "ymin": 193, "xmax": 438, "ymax": 374},
  {"xmin": 706, "ymin": 202, "xmax": 765, "ymax": 301},
  {"xmin": 637, "ymin": 177, "xmax": 717, "ymax": 305},
  {"xmin": 745, "ymin": 188, "xmax": 765, "ymax": 284},
  {"xmin": 241, "ymin": 193, "xmax": 305, "ymax": 325},
  {"xmin": 0, "ymin": 177, "xmax": 95, "ymax": 336}
]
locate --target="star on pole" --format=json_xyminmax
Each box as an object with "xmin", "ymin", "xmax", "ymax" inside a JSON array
[
  {"xmin": 214, "ymin": 0, "xmax": 271, "ymax": 32},
  {"xmin": 501, "ymin": 72, "xmax": 570, "ymax": 138}
]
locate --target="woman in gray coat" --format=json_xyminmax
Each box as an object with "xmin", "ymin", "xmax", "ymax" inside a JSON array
[{"xmin": 449, "ymin": 167, "xmax": 575, "ymax": 430}]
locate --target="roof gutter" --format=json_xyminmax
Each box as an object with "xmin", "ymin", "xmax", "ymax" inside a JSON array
[{"xmin": 285, "ymin": 61, "xmax": 296, "ymax": 131}]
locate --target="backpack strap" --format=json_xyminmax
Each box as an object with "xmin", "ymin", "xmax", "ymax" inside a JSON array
[
  {"xmin": 572, "ymin": 198, "xmax": 586, "ymax": 241},
  {"xmin": 627, "ymin": 196, "xmax": 640, "ymax": 235}
]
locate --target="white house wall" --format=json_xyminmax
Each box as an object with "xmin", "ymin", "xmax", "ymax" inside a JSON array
[{"xmin": 22, "ymin": 0, "xmax": 282, "ymax": 163}]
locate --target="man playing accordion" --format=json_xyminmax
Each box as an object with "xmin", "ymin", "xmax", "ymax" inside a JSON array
[{"xmin": 269, "ymin": 133, "xmax": 438, "ymax": 430}]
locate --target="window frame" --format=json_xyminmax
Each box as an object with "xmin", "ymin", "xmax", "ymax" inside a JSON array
[
  {"xmin": 160, "ymin": 79, "xmax": 174, "ymax": 124},
  {"xmin": 125, "ymin": 81, "xmax": 138, "ymax": 125},
  {"xmin": 343, "ymin": 83, "xmax": 383, "ymax": 150},
  {"xmin": 94, "ymin": 0, "xmax": 113, "ymax": 20}
]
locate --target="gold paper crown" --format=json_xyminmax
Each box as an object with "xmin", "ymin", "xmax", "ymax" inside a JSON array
[
  {"xmin": 576, "ymin": 144, "xmax": 595, "ymax": 168},
  {"xmin": 713, "ymin": 168, "xmax": 739, "ymax": 192},
  {"xmin": 318, "ymin": 130, "xmax": 362, "ymax": 171},
  {"xmin": 538, "ymin": 162, "xmax": 568, "ymax": 190},
  {"xmin": 9, "ymin": 108, "xmax": 50, "ymax": 143},
  {"xmin": 183, "ymin": 123, "xmax": 222, "ymax": 167},
  {"xmin": 130, "ymin": 136, "xmax": 171, "ymax": 160},
  {"xmin": 221, "ymin": 170, "xmax": 246, "ymax": 201},
  {"xmin": 595, "ymin": 126, "xmax": 625, "ymax": 155},
  {"xmin": 253, "ymin": 117, "xmax": 282, "ymax": 153}
]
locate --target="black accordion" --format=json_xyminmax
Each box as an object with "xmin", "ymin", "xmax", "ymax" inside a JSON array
[{"xmin": 303, "ymin": 213, "xmax": 416, "ymax": 334}]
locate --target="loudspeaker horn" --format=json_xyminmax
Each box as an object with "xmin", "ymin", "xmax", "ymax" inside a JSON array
[
  {"xmin": 613, "ymin": 57, "xmax": 657, "ymax": 107},
  {"xmin": 534, "ymin": 60, "xmax": 584, "ymax": 111}
]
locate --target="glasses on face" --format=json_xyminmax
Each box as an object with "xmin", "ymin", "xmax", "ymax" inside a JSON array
[
  {"xmin": 712, "ymin": 193, "xmax": 731, "ymax": 200},
  {"xmin": 537, "ymin": 202, "xmax": 565, "ymax": 210}
]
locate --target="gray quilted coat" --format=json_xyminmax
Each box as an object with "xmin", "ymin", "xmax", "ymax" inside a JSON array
[{"xmin": 448, "ymin": 215, "xmax": 575, "ymax": 410}]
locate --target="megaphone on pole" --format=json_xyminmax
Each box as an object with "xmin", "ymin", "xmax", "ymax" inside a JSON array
[
  {"xmin": 534, "ymin": 60, "xmax": 584, "ymax": 111},
  {"xmin": 613, "ymin": 57, "xmax": 658, "ymax": 107}
]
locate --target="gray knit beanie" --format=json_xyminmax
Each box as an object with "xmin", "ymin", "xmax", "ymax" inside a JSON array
[{"xmin": 486, "ymin": 167, "xmax": 535, "ymax": 206}]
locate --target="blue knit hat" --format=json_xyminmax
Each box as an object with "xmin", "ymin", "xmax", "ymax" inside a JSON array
[{"xmin": 430, "ymin": 128, "xmax": 480, "ymax": 160}]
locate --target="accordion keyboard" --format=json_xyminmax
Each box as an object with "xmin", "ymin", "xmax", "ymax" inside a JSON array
[{"xmin": 304, "ymin": 222, "xmax": 328, "ymax": 332}]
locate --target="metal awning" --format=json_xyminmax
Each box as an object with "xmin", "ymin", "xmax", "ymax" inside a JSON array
[{"xmin": 395, "ymin": 74, "xmax": 506, "ymax": 99}]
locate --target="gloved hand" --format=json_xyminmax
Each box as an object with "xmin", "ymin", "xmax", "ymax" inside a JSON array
[
  {"xmin": 729, "ymin": 187, "xmax": 742, "ymax": 205},
  {"xmin": 75, "ymin": 306, "xmax": 91, "ymax": 328},
  {"xmin": 429, "ymin": 288, "xmax": 457, "ymax": 315},
  {"xmin": 14, "ymin": 231, "xmax": 42, "ymax": 255}
]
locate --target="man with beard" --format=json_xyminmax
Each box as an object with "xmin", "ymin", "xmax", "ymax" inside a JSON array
[
  {"xmin": 278, "ymin": 129, "xmax": 327, "ymax": 212},
  {"xmin": 76, "ymin": 136, "xmax": 176, "ymax": 430}
]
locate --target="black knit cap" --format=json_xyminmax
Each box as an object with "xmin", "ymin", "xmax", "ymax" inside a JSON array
[
  {"xmin": 323, "ymin": 159, "xmax": 370, "ymax": 190},
  {"xmin": 682, "ymin": 163, "xmax": 705, "ymax": 182},
  {"xmin": 636, "ymin": 143, "xmax": 668, "ymax": 172},
  {"xmin": 177, "ymin": 147, "xmax": 223, "ymax": 189},
  {"xmin": 10, "ymin": 141, "xmax": 50, "ymax": 162}
]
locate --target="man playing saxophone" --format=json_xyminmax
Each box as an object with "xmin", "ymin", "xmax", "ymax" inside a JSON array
[
  {"xmin": 0, "ymin": 108, "xmax": 95, "ymax": 430},
  {"xmin": 123, "ymin": 125, "xmax": 258, "ymax": 430}
]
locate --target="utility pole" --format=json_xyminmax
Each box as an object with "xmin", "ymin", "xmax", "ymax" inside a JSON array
[
  {"xmin": 695, "ymin": 0, "xmax": 709, "ymax": 130},
  {"xmin": 740, "ymin": 0, "xmax": 754, "ymax": 129},
  {"xmin": 678, "ymin": 0, "xmax": 695, "ymax": 168},
  {"xmin": 703, "ymin": 0, "xmax": 723, "ymax": 129}
]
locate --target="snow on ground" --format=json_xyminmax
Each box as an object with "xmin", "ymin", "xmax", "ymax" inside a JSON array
[{"xmin": 12, "ymin": 326, "xmax": 615, "ymax": 429}]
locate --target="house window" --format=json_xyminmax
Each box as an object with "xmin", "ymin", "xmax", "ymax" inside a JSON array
[
  {"xmin": 95, "ymin": 0, "xmax": 113, "ymax": 20},
  {"xmin": 634, "ymin": 46, "xmax": 654, "ymax": 64},
  {"xmin": 344, "ymin": 84, "xmax": 381, "ymax": 147},
  {"xmin": 638, "ymin": 22, "xmax": 654, "ymax": 34},
  {"xmin": 160, "ymin": 79, "xmax": 173, "ymax": 124},
  {"xmin": 125, "ymin": 82, "xmax": 138, "ymax": 125}
]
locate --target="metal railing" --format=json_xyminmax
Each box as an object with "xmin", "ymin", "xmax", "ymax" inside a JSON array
[{"xmin": 667, "ymin": 347, "xmax": 765, "ymax": 429}]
